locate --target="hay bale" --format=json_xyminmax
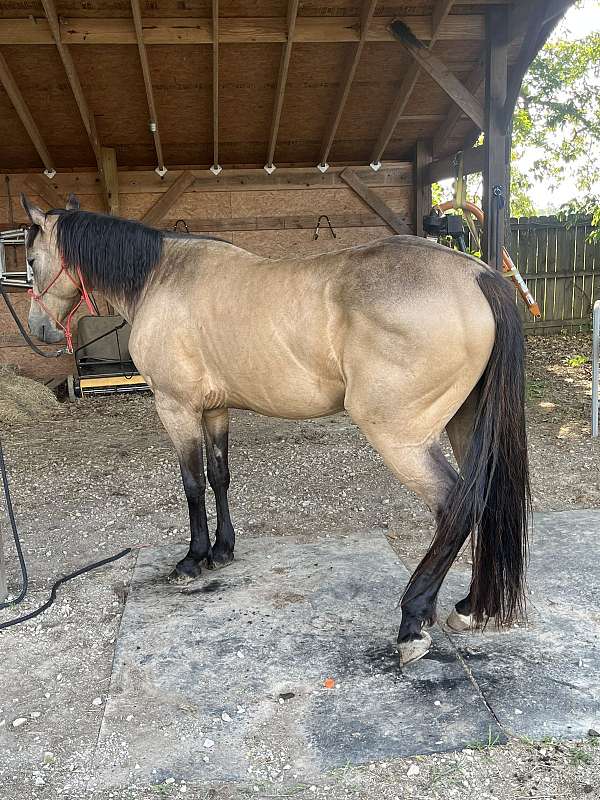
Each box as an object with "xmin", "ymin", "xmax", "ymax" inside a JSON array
[{"xmin": 0, "ymin": 365, "xmax": 62, "ymax": 426}]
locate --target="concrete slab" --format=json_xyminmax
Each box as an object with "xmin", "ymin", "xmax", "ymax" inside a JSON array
[
  {"xmin": 444, "ymin": 510, "xmax": 600, "ymax": 740},
  {"xmin": 91, "ymin": 534, "xmax": 499, "ymax": 788}
]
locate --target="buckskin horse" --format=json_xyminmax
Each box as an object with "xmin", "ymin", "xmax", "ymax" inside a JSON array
[{"xmin": 21, "ymin": 194, "xmax": 529, "ymax": 666}]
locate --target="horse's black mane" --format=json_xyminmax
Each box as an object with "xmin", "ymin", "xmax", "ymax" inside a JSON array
[{"xmin": 53, "ymin": 209, "xmax": 223, "ymax": 302}]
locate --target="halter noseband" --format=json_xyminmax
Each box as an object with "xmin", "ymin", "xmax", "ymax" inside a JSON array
[{"xmin": 27, "ymin": 255, "xmax": 97, "ymax": 354}]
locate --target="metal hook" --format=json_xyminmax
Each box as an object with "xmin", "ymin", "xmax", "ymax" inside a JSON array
[
  {"xmin": 314, "ymin": 214, "xmax": 336, "ymax": 240},
  {"xmin": 173, "ymin": 219, "xmax": 190, "ymax": 234}
]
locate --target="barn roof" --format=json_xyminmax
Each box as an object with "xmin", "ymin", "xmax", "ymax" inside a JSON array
[{"xmin": 0, "ymin": 1, "xmax": 572, "ymax": 175}]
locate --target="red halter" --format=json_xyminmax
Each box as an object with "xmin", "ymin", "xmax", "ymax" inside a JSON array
[{"xmin": 27, "ymin": 255, "xmax": 97, "ymax": 354}]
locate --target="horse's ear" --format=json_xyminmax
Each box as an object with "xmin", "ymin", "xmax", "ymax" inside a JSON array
[
  {"xmin": 21, "ymin": 194, "xmax": 46, "ymax": 228},
  {"xmin": 66, "ymin": 193, "xmax": 80, "ymax": 211}
]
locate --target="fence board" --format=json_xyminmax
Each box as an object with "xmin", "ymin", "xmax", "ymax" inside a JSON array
[{"xmin": 507, "ymin": 215, "xmax": 599, "ymax": 332}]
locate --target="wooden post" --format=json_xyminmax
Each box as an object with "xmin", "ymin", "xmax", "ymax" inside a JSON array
[
  {"xmin": 482, "ymin": 6, "xmax": 509, "ymax": 268},
  {"xmin": 415, "ymin": 139, "xmax": 432, "ymax": 236}
]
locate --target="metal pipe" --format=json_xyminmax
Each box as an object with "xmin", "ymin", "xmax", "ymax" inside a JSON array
[{"xmin": 592, "ymin": 300, "xmax": 600, "ymax": 438}]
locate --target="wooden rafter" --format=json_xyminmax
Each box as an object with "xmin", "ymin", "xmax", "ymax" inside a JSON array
[
  {"xmin": 370, "ymin": 1, "xmax": 453, "ymax": 165},
  {"xmin": 0, "ymin": 50, "xmax": 55, "ymax": 175},
  {"xmin": 265, "ymin": 0, "xmax": 300, "ymax": 169},
  {"xmin": 212, "ymin": 0, "xmax": 219, "ymax": 170},
  {"xmin": 40, "ymin": 0, "xmax": 102, "ymax": 165},
  {"xmin": 389, "ymin": 19, "xmax": 485, "ymax": 132},
  {"xmin": 318, "ymin": 0, "xmax": 378, "ymax": 169},
  {"xmin": 131, "ymin": 0, "xmax": 164, "ymax": 172},
  {"xmin": 0, "ymin": 14, "xmax": 486, "ymax": 47}
]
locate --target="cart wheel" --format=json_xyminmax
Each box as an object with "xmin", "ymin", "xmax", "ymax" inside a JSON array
[{"xmin": 67, "ymin": 375, "xmax": 77, "ymax": 402}]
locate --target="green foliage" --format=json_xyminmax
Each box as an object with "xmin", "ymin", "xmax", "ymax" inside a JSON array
[
  {"xmin": 567, "ymin": 354, "xmax": 589, "ymax": 367},
  {"xmin": 431, "ymin": 182, "xmax": 444, "ymax": 207},
  {"xmin": 511, "ymin": 164, "xmax": 537, "ymax": 217},
  {"xmin": 510, "ymin": 6, "xmax": 600, "ymax": 217}
]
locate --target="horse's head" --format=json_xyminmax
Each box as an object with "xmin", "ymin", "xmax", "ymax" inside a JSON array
[{"xmin": 21, "ymin": 193, "xmax": 81, "ymax": 343}]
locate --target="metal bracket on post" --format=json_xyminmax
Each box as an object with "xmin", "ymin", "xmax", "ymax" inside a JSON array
[
  {"xmin": 593, "ymin": 300, "xmax": 600, "ymax": 437},
  {"xmin": 492, "ymin": 184, "xmax": 506, "ymax": 271}
]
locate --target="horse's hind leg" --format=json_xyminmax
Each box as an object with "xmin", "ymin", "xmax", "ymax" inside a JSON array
[
  {"xmin": 445, "ymin": 388, "xmax": 481, "ymax": 632},
  {"xmin": 349, "ymin": 415, "xmax": 469, "ymax": 665},
  {"xmin": 155, "ymin": 392, "xmax": 213, "ymax": 582},
  {"xmin": 203, "ymin": 409, "xmax": 235, "ymax": 567}
]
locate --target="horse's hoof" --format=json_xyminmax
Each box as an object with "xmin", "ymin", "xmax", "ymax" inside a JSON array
[
  {"xmin": 209, "ymin": 550, "xmax": 234, "ymax": 570},
  {"xmin": 398, "ymin": 631, "xmax": 432, "ymax": 666},
  {"xmin": 167, "ymin": 559, "xmax": 203, "ymax": 584},
  {"xmin": 446, "ymin": 608, "xmax": 475, "ymax": 632}
]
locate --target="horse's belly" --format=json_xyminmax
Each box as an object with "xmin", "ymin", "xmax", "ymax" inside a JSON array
[{"xmin": 227, "ymin": 375, "xmax": 345, "ymax": 419}]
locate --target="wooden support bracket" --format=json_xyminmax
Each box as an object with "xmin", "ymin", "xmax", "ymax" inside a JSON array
[
  {"xmin": 141, "ymin": 170, "xmax": 195, "ymax": 227},
  {"xmin": 389, "ymin": 19, "xmax": 485, "ymax": 131},
  {"xmin": 340, "ymin": 167, "xmax": 411, "ymax": 234},
  {"xmin": 24, "ymin": 174, "xmax": 64, "ymax": 209}
]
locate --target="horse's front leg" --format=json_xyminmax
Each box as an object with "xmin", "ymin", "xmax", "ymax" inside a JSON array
[
  {"xmin": 203, "ymin": 408, "xmax": 235, "ymax": 568},
  {"xmin": 155, "ymin": 392, "xmax": 213, "ymax": 582}
]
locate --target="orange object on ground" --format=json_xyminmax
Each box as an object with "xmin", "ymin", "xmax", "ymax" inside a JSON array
[
  {"xmin": 436, "ymin": 200, "xmax": 541, "ymax": 319},
  {"xmin": 324, "ymin": 678, "xmax": 335, "ymax": 689}
]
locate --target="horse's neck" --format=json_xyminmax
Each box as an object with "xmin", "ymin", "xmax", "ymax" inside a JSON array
[{"xmin": 100, "ymin": 290, "xmax": 137, "ymax": 325}]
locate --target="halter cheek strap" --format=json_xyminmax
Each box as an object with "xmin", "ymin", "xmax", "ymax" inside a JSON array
[{"xmin": 27, "ymin": 256, "xmax": 97, "ymax": 354}]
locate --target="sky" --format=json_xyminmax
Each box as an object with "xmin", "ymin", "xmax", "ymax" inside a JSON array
[{"xmin": 524, "ymin": 1, "xmax": 600, "ymax": 211}]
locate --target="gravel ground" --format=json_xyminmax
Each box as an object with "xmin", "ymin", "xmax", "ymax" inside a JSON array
[{"xmin": 0, "ymin": 332, "xmax": 599, "ymax": 800}]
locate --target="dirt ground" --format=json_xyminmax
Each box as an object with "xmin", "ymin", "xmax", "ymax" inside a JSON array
[{"xmin": 0, "ymin": 331, "xmax": 599, "ymax": 800}]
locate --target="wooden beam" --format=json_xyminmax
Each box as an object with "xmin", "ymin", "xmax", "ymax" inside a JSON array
[
  {"xmin": 0, "ymin": 15, "xmax": 485, "ymax": 46},
  {"xmin": 2, "ymin": 164, "xmax": 414, "ymax": 198},
  {"xmin": 0, "ymin": 51, "xmax": 55, "ymax": 175},
  {"xmin": 265, "ymin": 0, "xmax": 300, "ymax": 169},
  {"xmin": 389, "ymin": 19, "xmax": 485, "ymax": 131},
  {"xmin": 432, "ymin": 62, "xmax": 484, "ymax": 157},
  {"xmin": 101, "ymin": 147, "xmax": 120, "ymax": 215},
  {"xmin": 131, "ymin": 0, "xmax": 164, "ymax": 172},
  {"xmin": 370, "ymin": 1, "xmax": 454, "ymax": 165},
  {"xmin": 318, "ymin": 0, "xmax": 378, "ymax": 168},
  {"xmin": 141, "ymin": 170, "xmax": 195, "ymax": 226},
  {"xmin": 414, "ymin": 140, "xmax": 432, "ymax": 237},
  {"xmin": 211, "ymin": 0, "xmax": 219, "ymax": 169},
  {"xmin": 482, "ymin": 7, "xmax": 509, "ymax": 269},
  {"xmin": 426, "ymin": 145, "xmax": 485, "ymax": 184},
  {"xmin": 24, "ymin": 174, "xmax": 64, "ymax": 209},
  {"xmin": 340, "ymin": 167, "xmax": 412, "ymax": 234},
  {"xmin": 40, "ymin": 0, "xmax": 102, "ymax": 166}
]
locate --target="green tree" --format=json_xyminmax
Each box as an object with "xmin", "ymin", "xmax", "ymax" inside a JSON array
[{"xmin": 511, "ymin": 9, "xmax": 600, "ymax": 218}]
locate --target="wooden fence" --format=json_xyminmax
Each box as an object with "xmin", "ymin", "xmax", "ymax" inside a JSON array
[{"xmin": 506, "ymin": 216, "xmax": 600, "ymax": 333}]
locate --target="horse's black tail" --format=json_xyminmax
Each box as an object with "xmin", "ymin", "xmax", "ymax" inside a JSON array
[{"xmin": 440, "ymin": 269, "xmax": 530, "ymax": 625}]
